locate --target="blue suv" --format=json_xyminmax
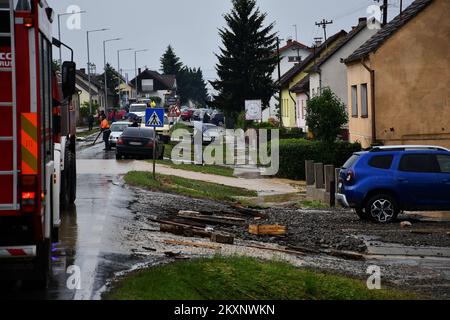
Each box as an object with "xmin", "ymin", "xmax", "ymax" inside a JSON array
[{"xmin": 337, "ymin": 146, "xmax": 450, "ymax": 223}]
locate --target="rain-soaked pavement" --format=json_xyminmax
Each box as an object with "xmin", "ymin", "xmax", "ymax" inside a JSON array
[{"xmin": 0, "ymin": 139, "xmax": 152, "ymax": 300}]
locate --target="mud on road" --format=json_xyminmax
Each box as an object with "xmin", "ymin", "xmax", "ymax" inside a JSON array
[{"xmin": 126, "ymin": 183, "xmax": 450, "ymax": 300}]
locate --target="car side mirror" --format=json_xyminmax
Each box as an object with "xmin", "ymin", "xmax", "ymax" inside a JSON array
[{"xmin": 61, "ymin": 61, "xmax": 76, "ymax": 99}]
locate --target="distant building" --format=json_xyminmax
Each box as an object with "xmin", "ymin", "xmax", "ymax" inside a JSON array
[
  {"xmin": 75, "ymin": 69, "xmax": 113, "ymax": 112},
  {"xmin": 264, "ymin": 39, "xmax": 312, "ymax": 121},
  {"xmin": 129, "ymin": 68, "xmax": 177, "ymax": 106},
  {"xmin": 345, "ymin": 0, "xmax": 450, "ymax": 148},
  {"xmin": 278, "ymin": 31, "xmax": 348, "ymax": 128}
]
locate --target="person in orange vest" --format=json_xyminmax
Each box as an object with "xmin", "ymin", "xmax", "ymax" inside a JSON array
[{"xmin": 100, "ymin": 115, "xmax": 111, "ymax": 151}]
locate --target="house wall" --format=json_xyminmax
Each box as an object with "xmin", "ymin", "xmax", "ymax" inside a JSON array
[
  {"xmin": 280, "ymin": 34, "xmax": 347, "ymax": 128},
  {"xmin": 370, "ymin": 0, "xmax": 450, "ymax": 149},
  {"xmin": 316, "ymin": 27, "xmax": 378, "ymax": 106},
  {"xmin": 268, "ymin": 46, "xmax": 311, "ymax": 121},
  {"xmin": 347, "ymin": 62, "xmax": 373, "ymax": 148},
  {"xmin": 296, "ymin": 92, "xmax": 308, "ymax": 131}
]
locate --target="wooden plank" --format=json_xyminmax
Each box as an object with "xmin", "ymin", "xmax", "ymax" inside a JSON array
[
  {"xmin": 248, "ymin": 225, "xmax": 287, "ymax": 236},
  {"xmin": 211, "ymin": 233, "xmax": 234, "ymax": 245},
  {"xmin": 164, "ymin": 239, "xmax": 220, "ymax": 250},
  {"xmin": 177, "ymin": 213, "xmax": 244, "ymax": 226}
]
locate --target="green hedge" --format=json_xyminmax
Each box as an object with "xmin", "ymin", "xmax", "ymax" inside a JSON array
[{"xmin": 277, "ymin": 139, "xmax": 362, "ymax": 180}]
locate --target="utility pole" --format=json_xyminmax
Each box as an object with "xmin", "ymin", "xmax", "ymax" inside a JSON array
[
  {"xmin": 382, "ymin": 0, "xmax": 388, "ymax": 25},
  {"xmin": 276, "ymin": 37, "xmax": 282, "ymax": 127},
  {"xmin": 375, "ymin": 0, "xmax": 389, "ymax": 25},
  {"xmin": 315, "ymin": 19, "xmax": 333, "ymax": 44}
]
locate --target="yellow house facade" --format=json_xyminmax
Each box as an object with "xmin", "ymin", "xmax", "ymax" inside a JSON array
[
  {"xmin": 345, "ymin": 0, "xmax": 450, "ymax": 149},
  {"xmin": 278, "ymin": 31, "xmax": 347, "ymax": 128}
]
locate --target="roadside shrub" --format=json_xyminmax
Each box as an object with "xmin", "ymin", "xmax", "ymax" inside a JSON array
[{"xmin": 277, "ymin": 139, "xmax": 362, "ymax": 180}]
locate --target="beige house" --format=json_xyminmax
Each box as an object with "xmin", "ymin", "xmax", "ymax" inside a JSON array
[{"xmin": 345, "ymin": 0, "xmax": 450, "ymax": 148}]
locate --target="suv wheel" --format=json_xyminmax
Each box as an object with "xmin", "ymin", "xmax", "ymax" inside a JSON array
[{"xmin": 365, "ymin": 194, "xmax": 399, "ymax": 223}]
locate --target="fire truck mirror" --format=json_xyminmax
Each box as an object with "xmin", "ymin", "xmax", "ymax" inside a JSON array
[{"xmin": 62, "ymin": 61, "xmax": 76, "ymax": 99}]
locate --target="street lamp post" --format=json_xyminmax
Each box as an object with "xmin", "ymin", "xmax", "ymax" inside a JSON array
[
  {"xmin": 86, "ymin": 28, "xmax": 109, "ymax": 115},
  {"xmin": 117, "ymin": 48, "xmax": 133, "ymax": 107},
  {"xmin": 103, "ymin": 38, "xmax": 122, "ymax": 112},
  {"xmin": 57, "ymin": 10, "xmax": 86, "ymax": 65},
  {"xmin": 134, "ymin": 49, "xmax": 148, "ymax": 99}
]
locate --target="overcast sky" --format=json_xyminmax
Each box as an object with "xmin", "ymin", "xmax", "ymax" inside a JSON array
[{"xmin": 50, "ymin": 0, "xmax": 414, "ymax": 85}]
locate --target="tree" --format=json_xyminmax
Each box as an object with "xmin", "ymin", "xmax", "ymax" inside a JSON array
[
  {"xmin": 160, "ymin": 46, "xmax": 209, "ymax": 105},
  {"xmin": 211, "ymin": 0, "xmax": 278, "ymax": 125},
  {"xmin": 178, "ymin": 67, "xmax": 209, "ymax": 105},
  {"xmin": 98, "ymin": 63, "xmax": 120, "ymax": 107},
  {"xmin": 160, "ymin": 45, "xmax": 183, "ymax": 75},
  {"xmin": 305, "ymin": 88, "xmax": 348, "ymax": 143}
]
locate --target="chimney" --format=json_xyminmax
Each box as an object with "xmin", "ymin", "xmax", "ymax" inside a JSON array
[
  {"xmin": 359, "ymin": 17, "xmax": 367, "ymax": 24},
  {"xmin": 286, "ymin": 37, "xmax": 293, "ymax": 45},
  {"xmin": 138, "ymin": 68, "xmax": 142, "ymax": 75},
  {"xmin": 80, "ymin": 68, "xmax": 86, "ymax": 74}
]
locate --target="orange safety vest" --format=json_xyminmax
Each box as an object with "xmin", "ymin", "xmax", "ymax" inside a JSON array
[{"xmin": 101, "ymin": 119, "xmax": 110, "ymax": 130}]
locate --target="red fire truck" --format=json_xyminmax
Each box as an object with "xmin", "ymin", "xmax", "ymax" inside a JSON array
[{"xmin": 0, "ymin": 0, "xmax": 77, "ymax": 287}]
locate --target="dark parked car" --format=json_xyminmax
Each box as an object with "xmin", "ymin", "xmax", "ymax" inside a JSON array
[
  {"xmin": 116, "ymin": 127, "xmax": 165, "ymax": 160},
  {"xmin": 210, "ymin": 112, "xmax": 225, "ymax": 126},
  {"xmin": 336, "ymin": 145, "xmax": 450, "ymax": 224}
]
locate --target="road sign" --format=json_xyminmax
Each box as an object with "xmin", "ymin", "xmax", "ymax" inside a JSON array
[
  {"xmin": 245, "ymin": 100, "xmax": 262, "ymax": 121},
  {"xmin": 145, "ymin": 108, "xmax": 165, "ymax": 128},
  {"xmin": 168, "ymin": 105, "xmax": 181, "ymax": 118}
]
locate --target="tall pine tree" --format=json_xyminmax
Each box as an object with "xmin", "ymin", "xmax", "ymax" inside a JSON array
[
  {"xmin": 160, "ymin": 45, "xmax": 183, "ymax": 75},
  {"xmin": 211, "ymin": 0, "xmax": 277, "ymax": 123},
  {"xmin": 160, "ymin": 46, "xmax": 209, "ymax": 105}
]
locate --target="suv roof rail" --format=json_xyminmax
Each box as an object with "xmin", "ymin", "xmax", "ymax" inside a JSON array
[{"xmin": 368, "ymin": 145, "xmax": 450, "ymax": 152}]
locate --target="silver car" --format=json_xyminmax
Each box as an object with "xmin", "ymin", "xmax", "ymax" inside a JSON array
[{"xmin": 109, "ymin": 121, "xmax": 131, "ymax": 147}]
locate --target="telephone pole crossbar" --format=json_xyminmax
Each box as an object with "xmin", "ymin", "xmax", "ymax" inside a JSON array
[{"xmin": 315, "ymin": 19, "xmax": 333, "ymax": 45}]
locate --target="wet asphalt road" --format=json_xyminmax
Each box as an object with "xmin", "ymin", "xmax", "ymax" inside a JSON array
[{"xmin": 1, "ymin": 141, "xmax": 145, "ymax": 300}]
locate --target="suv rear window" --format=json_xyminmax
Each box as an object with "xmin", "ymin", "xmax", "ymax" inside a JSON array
[
  {"xmin": 437, "ymin": 155, "xmax": 450, "ymax": 173},
  {"xmin": 399, "ymin": 154, "xmax": 440, "ymax": 173},
  {"xmin": 369, "ymin": 155, "xmax": 393, "ymax": 169},
  {"xmin": 342, "ymin": 155, "xmax": 360, "ymax": 169}
]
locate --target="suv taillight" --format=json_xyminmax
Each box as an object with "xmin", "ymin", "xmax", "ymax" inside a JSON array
[
  {"xmin": 117, "ymin": 138, "xmax": 124, "ymax": 145},
  {"xmin": 21, "ymin": 175, "xmax": 38, "ymax": 213}
]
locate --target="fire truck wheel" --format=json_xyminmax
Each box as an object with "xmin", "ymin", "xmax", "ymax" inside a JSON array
[
  {"xmin": 33, "ymin": 240, "xmax": 51, "ymax": 289},
  {"xmin": 68, "ymin": 151, "xmax": 77, "ymax": 204}
]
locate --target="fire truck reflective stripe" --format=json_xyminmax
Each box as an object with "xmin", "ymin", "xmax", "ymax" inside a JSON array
[
  {"xmin": 0, "ymin": 102, "xmax": 13, "ymax": 106},
  {"xmin": 21, "ymin": 113, "xmax": 38, "ymax": 174},
  {"xmin": 0, "ymin": 246, "xmax": 37, "ymax": 258},
  {"xmin": 0, "ymin": 33, "xmax": 11, "ymax": 37},
  {"xmin": 0, "ymin": 67, "xmax": 12, "ymax": 72}
]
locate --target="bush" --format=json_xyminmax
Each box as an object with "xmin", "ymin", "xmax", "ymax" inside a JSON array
[
  {"xmin": 277, "ymin": 139, "xmax": 362, "ymax": 180},
  {"xmin": 306, "ymin": 88, "xmax": 348, "ymax": 142}
]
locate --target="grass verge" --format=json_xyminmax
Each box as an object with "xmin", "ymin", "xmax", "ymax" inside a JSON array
[
  {"xmin": 156, "ymin": 160, "xmax": 235, "ymax": 177},
  {"xmin": 106, "ymin": 256, "xmax": 416, "ymax": 300},
  {"xmin": 124, "ymin": 171, "xmax": 256, "ymax": 202},
  {"xmin": 296, "ymin": 200, "xmax": 329, "ymax": 209}
]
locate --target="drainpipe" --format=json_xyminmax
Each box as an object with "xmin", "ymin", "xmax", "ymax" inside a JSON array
[
  {"xmin": 288, "ymin": 90, "xmax": 297, "ymax": 128},
  {"xmin": 360, "ymin": 59, "xmax": 376, "ymax": 145}
]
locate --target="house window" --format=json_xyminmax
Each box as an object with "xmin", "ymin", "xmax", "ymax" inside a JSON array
[
  {"xmin": 361, "ymin": 84, "xmax": 368, "ymax": 118},
  {"xmin": 288, "ymin": 56, "xmax": 301, "ymax": 63},
  {"xmin": 351, "ymin": 85, "xmax": 358, "ymax": 117}
]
